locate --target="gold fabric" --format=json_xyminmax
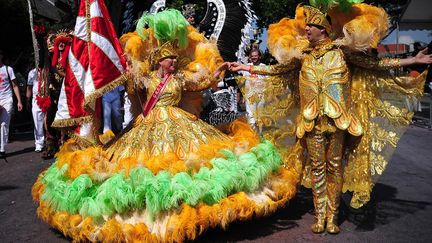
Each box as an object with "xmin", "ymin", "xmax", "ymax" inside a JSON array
[
  {"xmin": 150, "ymin": 41, "xmax": 179, "ymax": 65},
  {"xmin": 306, "ymin": 126, "xmax": 344, "ymax": 220},
  {"xmin": 243, "ymin": 40, "xmax": 427, "ymax": 209},
  {"xmin": 106, "ymin": 72, "xmax": 229, "ymax": 162},
  {"xmin": 52, "ymin": 62, "xmax": 64, "ymax": 90},
  {"xmin": 254, "ymin": 39, "xmax": 363, "ymax": 138},
  {"xmin": 346, "ymin": 53, "xmax": 401, "ymax": 70},
  {"xmin": 298, "ymin": 39, "xmax": 362, "ymax": 138},
  {"xmin": 341, "ymin": 68, "xmax": 426, "ymax": 208},
  {"xmin": 251, "ymin": 59, "xmax": 300, "ymax": 76}
]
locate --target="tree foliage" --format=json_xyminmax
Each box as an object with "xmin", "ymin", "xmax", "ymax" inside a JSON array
[
  {"xmin": 252, "ymin": 0, "xmax": 308, "ymax": 29},
  {"xmin": 164, "ymin": 0, "xmax": 307, "ymax": 29},
  {"xmin": 0, "ymin": 0, "xmax": 33, "ymax": 71}
]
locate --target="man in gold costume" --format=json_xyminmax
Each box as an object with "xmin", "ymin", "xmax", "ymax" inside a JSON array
[{"xmin": 231, "ymin": 4, "xmax": 432, "ymax": 234}]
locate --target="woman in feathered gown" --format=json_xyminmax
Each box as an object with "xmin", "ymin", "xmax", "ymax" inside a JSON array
[{"xmin": 32, "ymin": 9, "xmax": 299, "ymax": 242}]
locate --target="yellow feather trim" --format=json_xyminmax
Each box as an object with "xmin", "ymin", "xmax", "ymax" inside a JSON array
[
  {"xmin": 331, "ymin": 3, "xmax": 389, "ymax": 51},
  {"xmin": 267, "ymin": 4, "xmax": 390, "ymax": 59},
  {"xmin": 267, "ymin": 6, "xmax": 308, "ymax": 64},
  {"xmin": 121, "ymin": 26, "xmax": 223, "ymax": 89}
]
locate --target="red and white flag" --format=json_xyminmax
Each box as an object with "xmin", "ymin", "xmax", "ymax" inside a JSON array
[{"xmin": 53, "ymin": 0, "xmax": 126, "ymax": 138}]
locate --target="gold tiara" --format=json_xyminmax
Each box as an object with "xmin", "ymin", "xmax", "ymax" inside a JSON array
[{"xmin": 150, "ymin": 41, "xmax": 179, "ymax": 65}]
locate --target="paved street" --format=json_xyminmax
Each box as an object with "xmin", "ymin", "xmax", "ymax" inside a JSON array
[{"xmin": 1, "ymin": 127, "xmax": 431, "ymax": 242}]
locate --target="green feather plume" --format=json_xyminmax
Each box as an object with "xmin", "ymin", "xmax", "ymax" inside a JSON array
[
  {"xmin": 136, "ymin": 9, "xmax": 189, "ymax": 48},
  {"xmin": 309, "ymin": 0, "xmax": 364, "ymax": 12}
]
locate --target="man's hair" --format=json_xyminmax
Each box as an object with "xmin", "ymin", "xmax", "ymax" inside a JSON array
[{"xmin": 249, "ymin": 48, "xmax": 261, "ymax": 56}]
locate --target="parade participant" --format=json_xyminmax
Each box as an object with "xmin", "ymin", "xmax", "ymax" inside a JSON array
[
  {"xmin": 239, "ymin": 48, "xmax": 266, "ymax": 132},
  {"xmin": 230, "ymin": 2, "xmax": 432, "ymax": 234},
  {"xmin": 26, "ymin": 67, "xmax": 44, "ymax": 152},
  {"xmin": 32, "ymin": 9, "xmax": 299, "ymax": 242},
  {"xmin": 0, "ymin": 50, "xmax": 23, "ymax": 156},
  {"xmin": 42, "ymin": 30, "xmax": 72, "ymax": 158}
]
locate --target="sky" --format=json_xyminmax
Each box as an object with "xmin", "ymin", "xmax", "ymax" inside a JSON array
[{"xmin": 382, "ymin": 30, "xmax": 431, "ymax": 47}]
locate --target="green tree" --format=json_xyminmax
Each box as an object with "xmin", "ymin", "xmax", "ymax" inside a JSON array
[
  {"xmin": 0, "ymin": 0, "xmax": 33, "ymax": 71},
  {"xmin": 252, "ymin": 0, "xmax": 307, "ymax": 29}
]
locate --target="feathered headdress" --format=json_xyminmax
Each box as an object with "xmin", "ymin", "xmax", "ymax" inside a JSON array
[
  {"xmin": 121, "ymin": 8, "xmax": 222, "ymax": 77},
  {"xmin": 135, "ymin": 9, "xmax": 189, "ymax": 66},
  {"xmin": 303, "ymin": 5, "xmax": 332, "ymax": 34},
  {"xmin": 267, "ymin": 0, "xmax": 389, "ymax": 63},
  {"xmin": 47, "ymin": 29, "xmax": 73, "ymax": 69},
  {"xmin": 136, "ymin": 9, "xmax": 189, "ymax": 49}
]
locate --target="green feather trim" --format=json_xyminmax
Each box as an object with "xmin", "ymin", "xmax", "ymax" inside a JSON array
[
  {"xmin": 309, "ymin": 0, "xmax": 364, "ymax": 12},
  {"xmin": 39, "ymin": 140, "xmax": 282, "ymax": 221},
  {"xmin": 136, "ymin": 9, "xmax": 189, "ymax": 48}
]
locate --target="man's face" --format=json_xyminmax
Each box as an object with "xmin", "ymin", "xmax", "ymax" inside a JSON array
[
  {"xmin": 58, "ymin": 42, "xmax": 66, "ymax": 51},
  {"xmin": 305, "ymin": 24, "xmax": 325, "ymax": 42},
  {"xmin": 187, "ymin": 16, "xmax": 195, "ymax": 25},
  {"xmin": 249, "ymin": 51, "xmax": 261, "ymax": 64}
]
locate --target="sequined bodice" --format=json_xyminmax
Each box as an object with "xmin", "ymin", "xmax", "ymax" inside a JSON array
[{"xmin": 146, "ymin": 73, "xmax": 182, "ymax": 107}]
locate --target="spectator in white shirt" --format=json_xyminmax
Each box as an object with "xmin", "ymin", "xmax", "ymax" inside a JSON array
[
  {"xmin": 0, "ymin": 49, "xmax": 23, "ymax": 156},
  {"xmin": 26, "ymin": 67, "xmax": 44, "ymax": 152}
]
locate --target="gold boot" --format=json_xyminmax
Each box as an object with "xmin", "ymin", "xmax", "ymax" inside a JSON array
[
  {"xmin": 306, "ymin": 131, "xmax": 328, "ymax": 234},
  {"xmin": 310, "ymin": 159, "xmax": 327, "ymax": 234},
  {"xmin": 325, "ymin": 130, "xmax": 344, "ymax": 234},
  {"xmin": 326, "ymin": 175, "xmax": 342, "ymax": 234},
  {"xmin": 311, "ymin": 217, "xmax": 326, "ymax": 233},
  {"xmin": 326, "ymin": 213, "xmax": 340, "ymax": 234}
]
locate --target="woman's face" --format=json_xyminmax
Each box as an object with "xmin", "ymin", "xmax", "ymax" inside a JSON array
[
  {"xmin": 58, "ymin": 42, "xmax": 66, "ymax": 51},
  {"xmin": 159, "ymin": 56, "xmax": 177, "ymax": 74}
]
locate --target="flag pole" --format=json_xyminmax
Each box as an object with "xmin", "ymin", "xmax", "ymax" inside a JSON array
[{"xmin": 27, "ymin": 0, "xmax": 39, "ymax": 69}]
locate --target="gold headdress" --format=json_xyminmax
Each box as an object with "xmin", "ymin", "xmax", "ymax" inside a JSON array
[
  {"xmin": 150, "ymin": 41, "xmax": 178, "ymax": 66},
  {"xmin": 46, "ymin": 29, "xmax": 73, "ymax": 52},
  {"xmin": 303, "ymin": 5, "xmax": 332, "ymax": 34}
]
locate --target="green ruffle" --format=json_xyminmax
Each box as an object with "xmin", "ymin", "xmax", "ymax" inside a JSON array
[{"xmin": 40, "ymin": 140, "xmax": 282, "ymax": 221}]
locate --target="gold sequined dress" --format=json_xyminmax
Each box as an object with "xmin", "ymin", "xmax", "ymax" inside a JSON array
[
  {"xmin": 32, "ymin": 9, "xmax": 301, "ymax": 242},
  {"xmin": 32, "ymin": 71, "xmax": 300, "ymax": 242},
  {"xmin": 106, "ymin": 72, "xmax": 230, "ymax": 162}
]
